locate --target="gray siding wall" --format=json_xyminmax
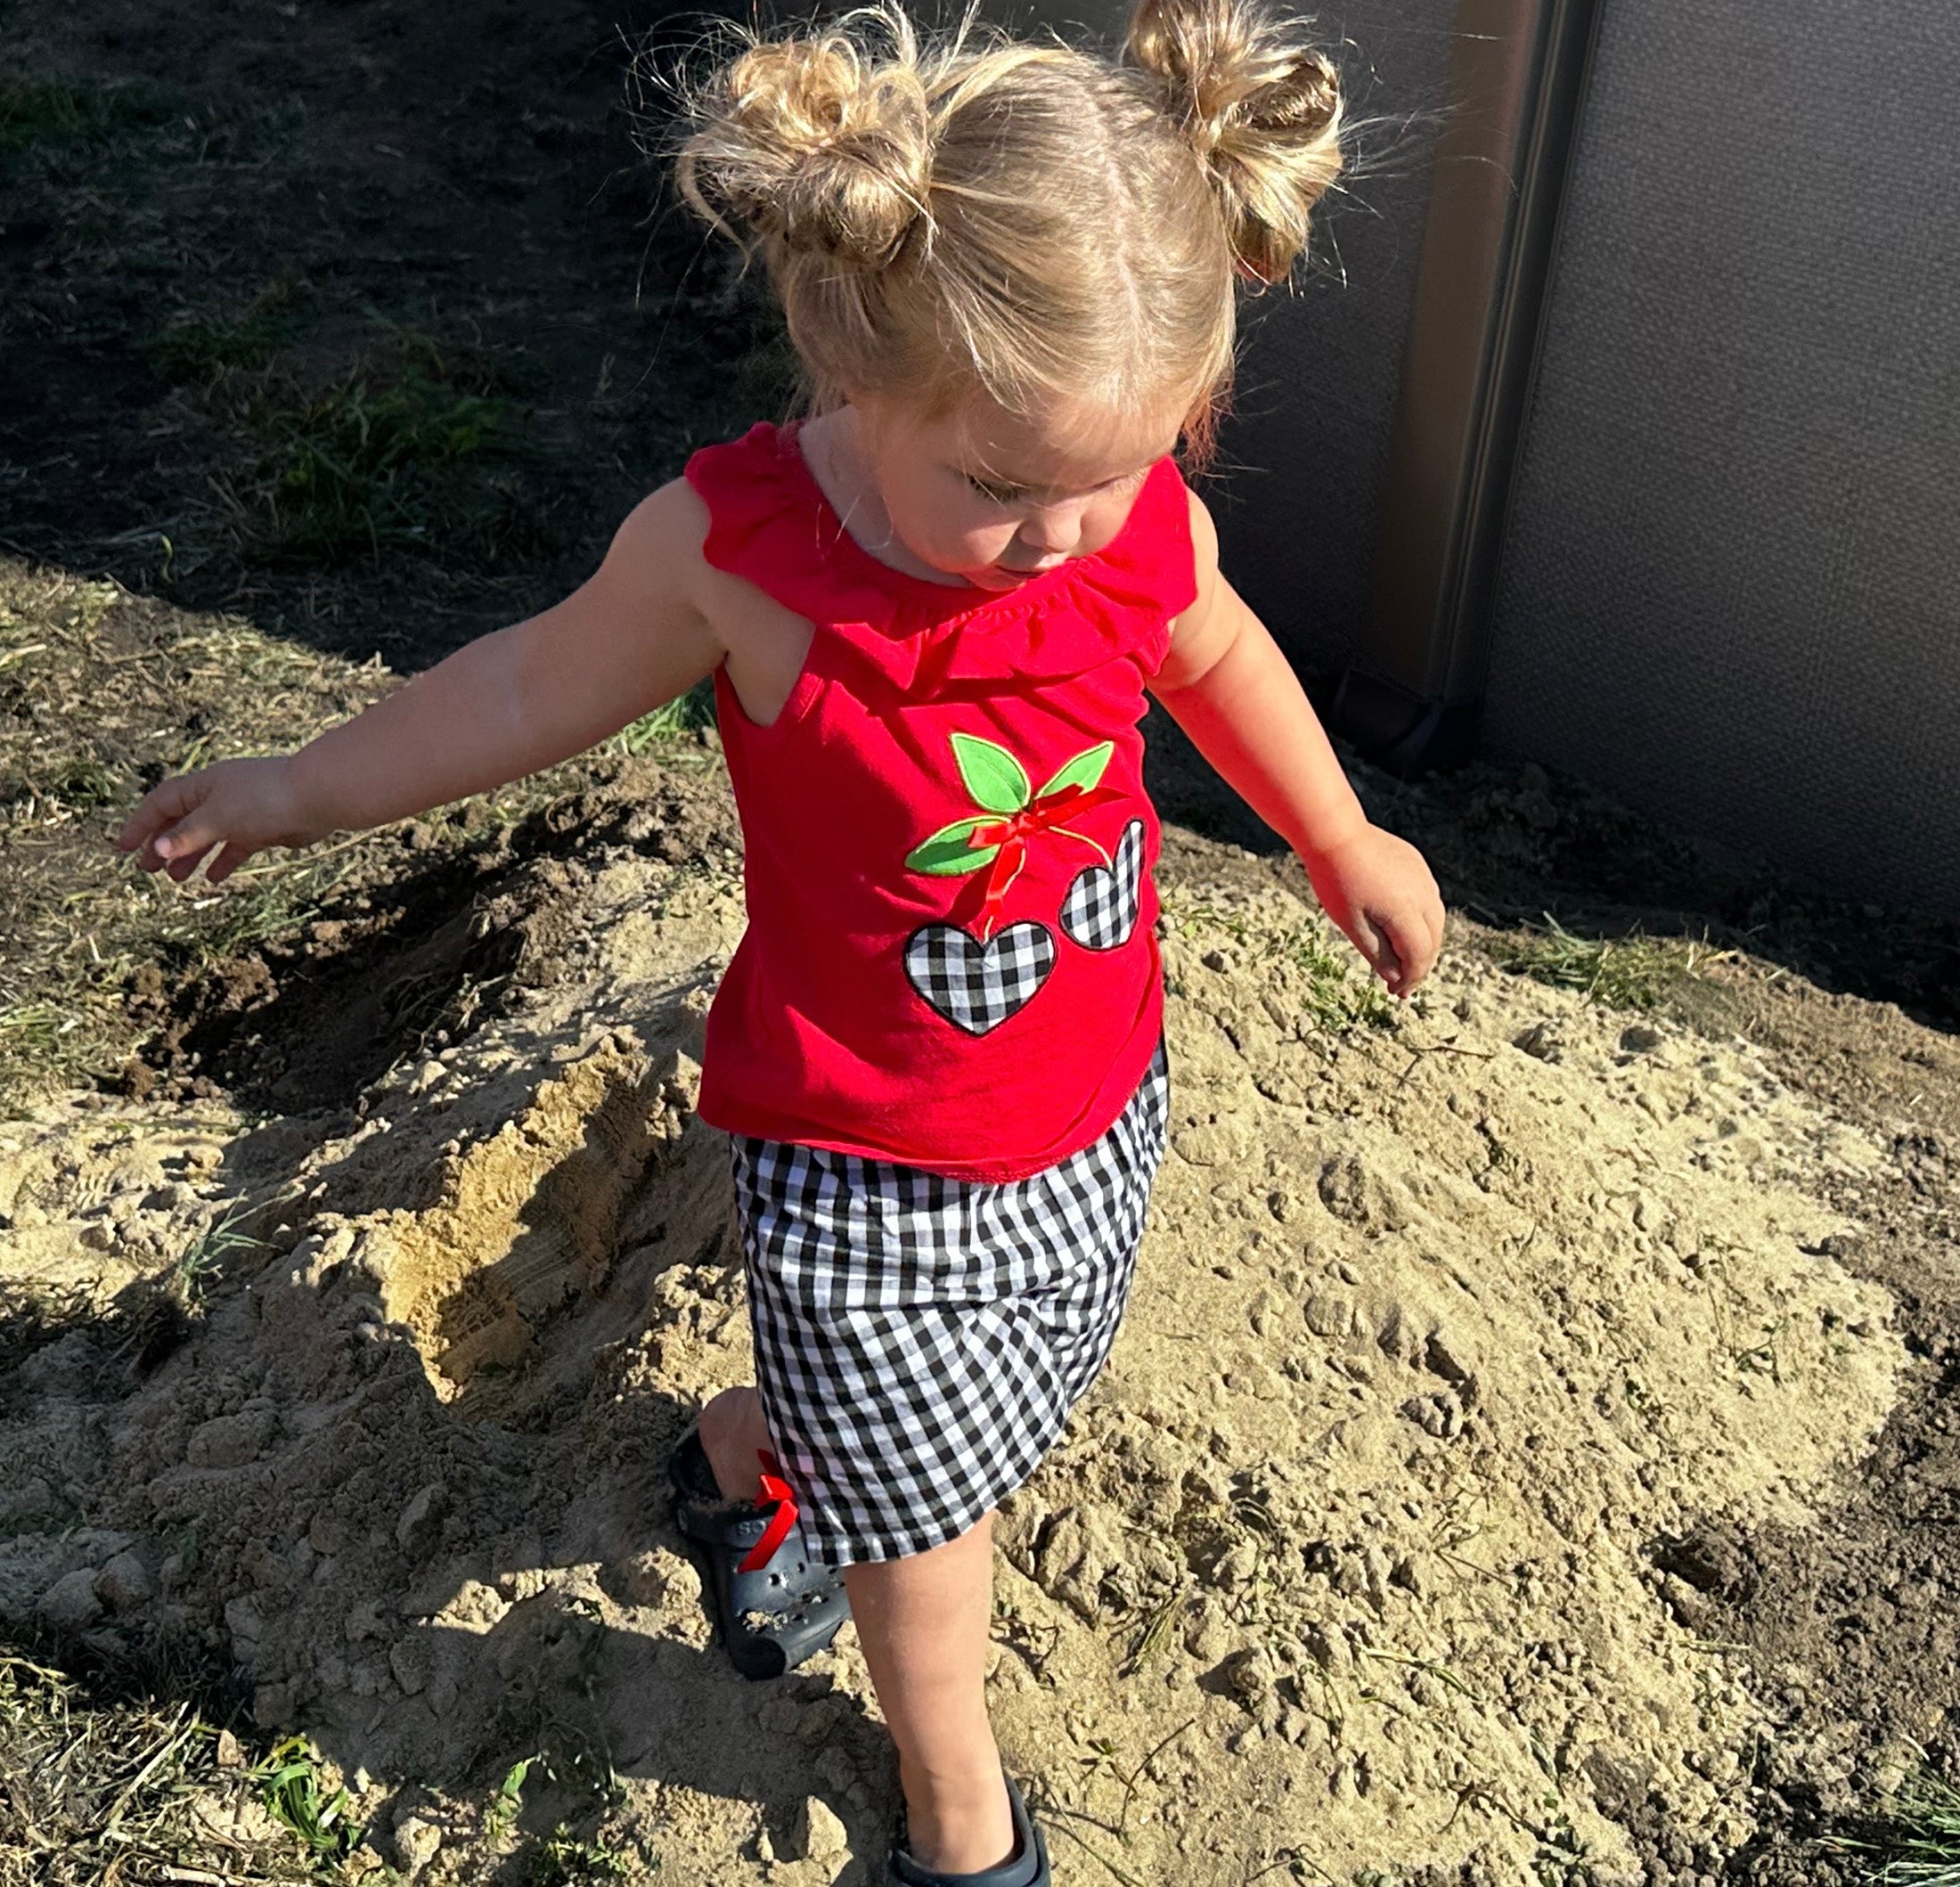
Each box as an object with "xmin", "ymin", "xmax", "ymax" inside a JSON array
[
  {"xmin": 1482, "ymin": 0, "xmax": 1960, "ymax": 914},
  {"xmin": 1205, "ymin": 5, "xmax": 1454, "ymax": 671}
]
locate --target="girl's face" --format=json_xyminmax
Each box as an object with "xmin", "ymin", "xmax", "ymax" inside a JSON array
[{"xmin": 852, "ymin": 390, "xmax": 1183, "ymax": 592}]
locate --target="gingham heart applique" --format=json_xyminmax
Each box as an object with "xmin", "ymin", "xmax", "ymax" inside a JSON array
[
  {"xmin": 1058, "ymin": 820, "xmax": 1147, "ymax": 951},
  {"xmin": 904, "ymin": 922, "xmax": 1056, "ymax": 1036}
]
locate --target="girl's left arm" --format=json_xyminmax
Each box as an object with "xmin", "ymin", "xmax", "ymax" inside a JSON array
[{"xmin": 1149, "ymin": 490, "xmax": 1445, "ymax": 999}]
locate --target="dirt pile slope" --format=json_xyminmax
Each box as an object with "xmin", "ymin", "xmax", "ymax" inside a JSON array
[{"xmin": 0, "ymin": 826, "xmax": 1904, "ymax": 1884}]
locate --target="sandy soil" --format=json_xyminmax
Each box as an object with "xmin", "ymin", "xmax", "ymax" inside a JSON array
[
  {"xmin": 4, "ymin": 3, "xmax": 1957, "ymax": 1882},
  {"xmin": 2, "ymin": 734, "xmax": 1950, "ymax": 1885}
]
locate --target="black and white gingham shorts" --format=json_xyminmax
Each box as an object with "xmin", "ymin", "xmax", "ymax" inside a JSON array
[{"xmin": 729, "ymin": 1039, "xmax": 1170, "ymax": 1564}]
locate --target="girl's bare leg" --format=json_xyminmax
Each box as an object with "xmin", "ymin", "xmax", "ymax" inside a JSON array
[
  {"xmin": 845, "ymin": 1515, "xmax": 1015, "ymax": 1874},
  {"xmin": 698, "ymin": 1389, "xmax": 1014, "ymax": 1873},
  {"xmin": 698, "ymin": 1385, "xmax": 772, "ymax": 1501}
]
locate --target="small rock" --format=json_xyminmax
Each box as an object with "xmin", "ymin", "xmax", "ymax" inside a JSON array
[
  {"xmin": 1183, "ymin": 1603, "xmax": 1234, "ymax": 1664},
  {"xmin": 395, "ymin": 1484, "xmax": 447, "ymax": 1557},
  {"xmin": 1210, "ymin": 1540, "xmax": 1259, "ymax": 1590},
  {"xmin": 389, "ymin": 1635, "xmax": 433, "ymax": 1697},
  {"xmin": 436, "ymin": 1580, "xmax": 510, "ymax": 1630},
  {"xmin": 1222, "ymin": 1646, "xmax": 1275, "ymax": 1703},
  {"xmin": 37, "ymin": 1568, "xmax": 104, "ymax": 1631},
  {"xmin": 1172, "ymin": 1116, "xmax": 1253, "ymax": 1168},
  {"xmin": 797, "ymin": 1696, "xmax": 847, "ymax": 1743},
  {"xmin": 393, "ymin": 1814, "xmax": 443, "ymax": 1874},
  {"xmin": 1583, "ymin": 1746, "xmax": 1655, "ymax": 1821},
  {"xmin": 308, "ymin": 1513, "xmax": 352, "ymax": 1556},
  {"xmin": 1512, "ymin": 1022, "xmax": 1563, "ymax": 1064},
  {"xmin": 1422, "ymin": 1332, "xmax": 1476, "ymax": 1390},
  {"xmin": 759, "ymin": 1694, "xmax": 801, "ymax": 1735},
  {"xmin": 1301, "ymin": 1622, "xmax": 1351, "ymax": 1671},
  {"xmin": 345, "ymin": 1599, "xmax": 391, "ymax": 1644},
  {"xmin": 788, "ymin": 1795, "xmax": 850, "ymax": 1863},
  {"xmin": 94, "ymin": 1550, "xmax": 154, "ymax": 1613},
  {"xmin": 619, "ymin": 1547, "xmax": 693, "ymax": 1610},
  {"xmin": 186, "ymin": 1406, "xmax": 277, "ymax": 1470},
  {"xmin": 70, "ymin": 1529, "xmax": 136, "ymax": 1564},
  {"xmin": 216, "ymin": 1728, "xmax": 245, "ymax": 1769},
  {"xmin": 225, "ymin": 1597, "xmax": 265, "ymax": 1646},
  {"xmin": 1661, "ymin": 1574, "xmax": 1711, "ymax": 1630},
  {"xmin": 814, "ymin": 1746, "xmax": 855, "ymax": 1791}
]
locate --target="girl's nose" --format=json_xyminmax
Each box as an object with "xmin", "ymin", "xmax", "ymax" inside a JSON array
[{"xmin": 1016, "ymin": 505, "xmax": 1083, "ymax": 559}]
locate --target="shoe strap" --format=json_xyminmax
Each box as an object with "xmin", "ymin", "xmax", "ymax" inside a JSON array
[{"xmin": 737, "ymin": 1448, "xmax": 798, "ymax": 1573}]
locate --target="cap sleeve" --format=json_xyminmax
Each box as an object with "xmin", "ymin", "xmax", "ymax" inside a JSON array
[
  {"xmin": 683, "ymin": 423, "xmax": 894, "ymax": 628},
  {"xmin": 1060, "ymin": 457, "xmax": 1197, "ymax": 676}
]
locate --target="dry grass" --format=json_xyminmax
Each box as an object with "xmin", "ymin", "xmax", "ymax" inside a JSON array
[
  {"xmin": 0, "ymin": 560, "xmax": 400, "ymax": 1106},
  {"xmin": 1488, "ymin": 913, "xmax": 1733, "ymax": 1012},
  {"xmin": 0, "ymin": 1652, "xmax": 323, "ymax": 1887}
]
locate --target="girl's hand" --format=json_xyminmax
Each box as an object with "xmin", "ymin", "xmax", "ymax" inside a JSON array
[
  {"xmin": 1305, "ymin": 823, "xmax": 1445, "ymax": 1001},
  {"xmin": 115, "ymin": 756, "xmax": 320, "ymax": 885}
]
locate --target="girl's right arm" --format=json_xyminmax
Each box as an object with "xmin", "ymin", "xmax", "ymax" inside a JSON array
[{"xmin": 118, "ymin": 480, "xmax": 725, "ymax": 883}]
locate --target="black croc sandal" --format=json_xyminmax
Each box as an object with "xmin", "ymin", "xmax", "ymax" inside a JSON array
[
  {"xmin": 668, "ymin": 1427, "xmax": 850, "ymax": 1681},
  {"xmin": 889, "ymin": 1773, "xmax": 1049, "ymax": 1887}
]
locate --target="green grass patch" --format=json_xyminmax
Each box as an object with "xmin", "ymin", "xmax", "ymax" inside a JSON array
[
  {"xmin": 1490, "ymin": 913, "xmax": 1729, "ymax": 1011},
  {"xmin": 1289, "ymin": 921, "xmax": 1397, "ymax": 1034},
  {"xmin": 611, "ymin": 679, "xmax": 717, "ymax": 755},
  {"xmin": 1832, "ymin": 1770, "xmax": 1960, "ymax": 1884},
  {"xmin": 251, "ymin": 1735, "xmax": 365, "ymax": 1863},
  {"xmin": 0, "ymin": 74, "xmax": 169, "ymax": 159},
  {"xmin": 214, "ymin": 331, "xmax": 548, "ymax": 568},
  {"xmin": 146, "ymin": 279, "xmax": 314, "ymax": 384}
]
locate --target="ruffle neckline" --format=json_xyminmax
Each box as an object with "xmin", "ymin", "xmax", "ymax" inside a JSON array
[{"xmin": 685, "ymin": 421, "xmax": 1193, "ymax": 690}]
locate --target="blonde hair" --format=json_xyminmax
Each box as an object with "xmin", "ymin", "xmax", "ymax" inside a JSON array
[{"xmin": 670, "ymin": 0, "xmax": 1343, "ymax": 453}]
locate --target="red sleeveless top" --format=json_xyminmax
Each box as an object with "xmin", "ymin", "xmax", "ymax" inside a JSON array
[{"xmin": 685, "ymin": 422, "xmax": 1196, "ymax": 1181}]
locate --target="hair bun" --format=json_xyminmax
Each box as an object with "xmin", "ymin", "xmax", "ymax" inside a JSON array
[
  {"xmin": 1127, "ymin": 0, "xmax": 1343, "ymax": 282},
  {"xmin": 680, "ymin": 26, "xmax": 932, "ymax": 272}
]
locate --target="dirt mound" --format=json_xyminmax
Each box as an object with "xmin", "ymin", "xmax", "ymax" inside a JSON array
[{"xmin": 0, "ymin": 822, "xmax": 1907, "ymax": 1884}]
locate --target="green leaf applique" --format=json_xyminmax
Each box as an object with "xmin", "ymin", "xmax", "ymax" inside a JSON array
[
  {"xmin": 951, "ymin": 732, "xmax": 1031, "ymax": 814},
  {"xmin": 904, "ymin": 816, "xmax": 1001, "ymax": 877},
  {"xmin": 1035, "ymin": 740, "xmax": 1115, "ymax": 801}
]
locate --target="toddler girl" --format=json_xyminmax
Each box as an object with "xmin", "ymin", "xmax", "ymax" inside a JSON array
[{"xmin": 118, "ymin": 1, "xmax": 1443, "ymax": 1879}]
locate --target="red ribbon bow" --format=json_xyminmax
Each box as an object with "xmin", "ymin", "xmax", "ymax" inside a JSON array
[
  {"xmin": 969, "ymin": 782, "xmax": 1125, "ymax": 937},
  {"xmin": 737, "ymin": 1449, "xmax": 799, "ymax": 1573}
]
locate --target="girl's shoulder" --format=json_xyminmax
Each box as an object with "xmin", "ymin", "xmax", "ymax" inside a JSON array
[{"xmin": 600, "ymin": 422, "xmax": 799, "ymax": 595}]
